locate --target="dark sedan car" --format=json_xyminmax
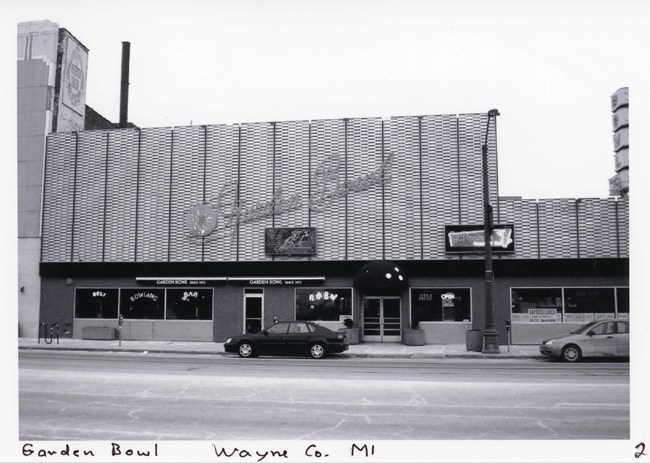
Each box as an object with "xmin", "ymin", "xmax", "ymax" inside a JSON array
[{"xmin": 224, "ymin": 321, "xmax": 349, "ymax": 359}]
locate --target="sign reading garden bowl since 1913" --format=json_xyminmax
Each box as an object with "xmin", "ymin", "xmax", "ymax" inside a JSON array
[
  {"xmin": 445, "ymin": 224, "xmax": 515, "ymax": 254},
  {"xmin": 265, "ymin": 227, "xmax": 317, "ymax": 256}
]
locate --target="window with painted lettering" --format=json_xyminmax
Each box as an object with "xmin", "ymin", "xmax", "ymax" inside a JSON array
[
  {"xmin": 295, "ymin": 288, "xmax": 352, "ymax": 321},
  {"xmin": 119, "ymin": 288, "xmax": 165, "ymax": 319},
  {"xmin": 510, "ymin": 287, "xmax": 627, "ymax": 323},
  {"xmin": 165, "ymin": 289, "xmax": 213, "ymax": 320},
  {"xmin": 75, "ymin": 288, "xmax": 119, "ymax": 319},
  {"xmin": 511, "ymin": 288, "xmax": 563, "ymax": 323},
  {"xmin": 410, "ymin": 288, "xmax": 471, "ymax": 325}
]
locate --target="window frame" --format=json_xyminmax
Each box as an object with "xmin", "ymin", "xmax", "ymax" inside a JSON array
[
  {"xmin": 509, "ymin": 286, "xmax": 629, "ymax": 324},
  {"xmin": 294, "ymin": 287, "xmax": 354, "ymax": 322},
  {"xmin": 409, "ymin": 287, "xmax": 473, "ymax": 324}
]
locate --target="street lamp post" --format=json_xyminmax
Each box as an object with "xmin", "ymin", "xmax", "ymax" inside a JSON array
[{"xmin": 482, "ymin": 109, "xmax": 500, "ymax": 354}]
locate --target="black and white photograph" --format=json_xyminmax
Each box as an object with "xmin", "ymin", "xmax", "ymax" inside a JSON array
[{"xmin": 3, "ymin": 0, "xmax": 649, "ymax": 462}]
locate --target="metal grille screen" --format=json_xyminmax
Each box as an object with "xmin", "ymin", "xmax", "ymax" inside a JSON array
[{"xmin": 41, "ymin": 114, "xmax": 628, "ymax": 263}]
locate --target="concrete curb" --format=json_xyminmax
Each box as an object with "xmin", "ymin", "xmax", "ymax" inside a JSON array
[{"xmin": 18, "ymin": 345, "xmax": 541, "ymax": 360}]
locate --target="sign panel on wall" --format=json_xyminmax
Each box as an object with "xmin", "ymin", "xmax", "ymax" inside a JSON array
[
  {"xmin": 265, "ymin": 227, "xmax": 317, "ymax": 255},
  {"xmin": 445, "ymin": 224, "xmax": 515, "ymax": 254}
]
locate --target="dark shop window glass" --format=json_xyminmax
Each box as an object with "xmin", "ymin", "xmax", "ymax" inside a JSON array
[
  {"xmin": 511, "ymin": 288, "xmax": 562, "ymax": 323},
  {"xmin": 119, "ymin": 288, "xmax": 165, "ymax": 319},
  {"xmin": 166, "ymin": 289, "xmax": 213, "ymax": 320},
  {"xmin": 616, "ymin": 287, "xmax": 629, "ymax": 319},
  {"xmin": 295, "ymin": 288, "xmax": 352, "ymax": 322},
  {"xmin": 75, "ymin": 288, "xmax": 119, "ymax": 319},
  {"xmin": 564, "ymin": 288, "xmax": 615, "ymax": 323},
  {"xmin": 411, "ymin": 288, "xmax": 471, "ymax": 325}
]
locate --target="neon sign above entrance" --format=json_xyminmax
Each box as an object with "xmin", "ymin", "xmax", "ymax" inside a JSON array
[{"xmin": 186, "ymin": 152, "xmax": 394, "ymax": 239}]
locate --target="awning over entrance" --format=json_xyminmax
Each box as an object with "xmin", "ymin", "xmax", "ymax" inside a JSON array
[{"xmin": 353, "ymin": 260, "xmax": 408, "ymax": 296}]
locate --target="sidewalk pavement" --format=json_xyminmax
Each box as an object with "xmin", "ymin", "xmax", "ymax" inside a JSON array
[{"xmin": 18, "ymin": 337, "xmax": 542, "ymax": 359}]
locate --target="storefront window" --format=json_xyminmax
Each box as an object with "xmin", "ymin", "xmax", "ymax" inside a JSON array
[
  {"xmin": 75, "ymin": 288, "xmax": 119, "ymax": 319},
  {"xmin": 295, "ymin": 288, "xmax": 352, "ymax": 321},
  {"xmin": 616, "ymin": 287, "xmax": 629, "ymax": 319},
  {"xmin": 166, "ymin": 289, "xmax": 213, "ymax": 320},
  {"xmin": 511, "ymin": 287, "xmax": 622, "ymax": 323},
  {"xmin": 564, "ymin": 288, "xmax": 615, "ymax": 323},
  {"xmin": 119, "ymin": 288, "xmax": 164, "ymax": 319},
  {"xmin": 410, "ymin": 288, "xmax": 471, "ymax": 325},
  {"xmin": 511, "ymin": 288, "xmax": 563, "ymax": 323}
]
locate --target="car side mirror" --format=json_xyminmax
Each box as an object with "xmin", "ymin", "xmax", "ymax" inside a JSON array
[
  {"xmin": 586, "ymin": 331, "xmax": 594, "ymax": 337},
  {"xmin": 262, "ymin": 330, "xmax": 269, "ymax": 336}
]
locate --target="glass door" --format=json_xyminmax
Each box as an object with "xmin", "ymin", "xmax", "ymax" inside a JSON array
[
  {"xmin": 244, "ymin": 289, "xmax": 264, "ymax": 333},
  {"xmin": 362, "ymin": 297, "xmax": 401, "ymax": 342}
]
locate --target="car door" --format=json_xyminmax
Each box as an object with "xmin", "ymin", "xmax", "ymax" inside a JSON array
[
  {"xmin": 284, "ymin": 322, "xmax": 313, "ymax": 355},
  {"xmin": 261, "ymin": 322, "xmax": 290, "ymax": 355},
  {"xmin": 581, "ymin": 321, "xmax": 618, "ymax": 357},
  {"xmin": 614, "ymin": 321, "xmax": 630, "ymax": 356}
]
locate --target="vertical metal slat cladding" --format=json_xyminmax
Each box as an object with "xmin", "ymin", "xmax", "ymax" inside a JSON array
[
  {"xmin": 104, "ymin": 128, "xmax": 139, "ymax": 262},
  {"xmin": 346, "ymin": 117, "xmax": 383, "ymax": 261},
  {"xmin": 42, "ymin": 132, "xmax": 76, "ymax": 262},
  {"xmin": 170, "ymin": 125, "xmax": 204, "ymax": 262},
  {"xmin": 273, "ymin": 120, "xmax": 311, "ymax": 262},
  {"xmin": 39, "ymin": 113, "xmax": 628, "ymax": 266},
  {"xmin": 73, "ymin": 130, "xmax": 107, "ymax": 262},
  {"xmin": 385, "ymin": 116, "xmax": 421, "ymax": 261},
  {"xmin": 238, "ymin": 122, "xmax": 274, "ymax": 261},
  {"xmin": 137, "ymin": 126, "xmax": 173, "ymax": 262}
]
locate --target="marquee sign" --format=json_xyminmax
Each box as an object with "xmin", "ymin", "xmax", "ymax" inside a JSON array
[
  {"xmin": 445, "ymin": 224, "xmax": 515, "ymax": 253},
  {"xmin": 265, "ymin": 227, "xmax": 316, "ymax": 255}
]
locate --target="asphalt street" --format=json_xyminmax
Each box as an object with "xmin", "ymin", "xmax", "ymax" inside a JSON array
[{"xmin": 19, "ymin": 351, "xmax": 629, "ymax": 441}]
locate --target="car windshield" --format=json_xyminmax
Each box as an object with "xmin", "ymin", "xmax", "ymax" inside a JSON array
[{"xmin": 569, "ymin": 321, "xmax": 600, "ymax": 334}]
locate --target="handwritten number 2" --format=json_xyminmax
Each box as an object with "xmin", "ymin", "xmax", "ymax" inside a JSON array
[{"xmin": 635, "ymin": 442, "xmax": 647, "ymax": 458}]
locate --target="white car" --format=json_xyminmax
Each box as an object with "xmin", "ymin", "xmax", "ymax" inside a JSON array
[{"xmin": 539, "ymin": 320, "xmax": 629, "ymax": 362}]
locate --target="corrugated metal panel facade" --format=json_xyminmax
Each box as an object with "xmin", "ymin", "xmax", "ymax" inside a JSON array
[
  {"xmin": 41, "ymin": 114, "xmax": 629, "ymax": 263},
  {"xmin": 169, "ymin": 125, "xmax": 204, "ymax": 262},
  {"xmin": 347, "ymin": 118, "xmax": 384, "ymax": 260},
  {"xmin": 42, "ymin": 132, "xmax": 76, "ymax": 262},
  {"xmin": 385, "ymin": 116, "xmax": 421, "ymax": 261},
  {"xmin": 104, "ymin": 129, "xmax": 139, "ymax": 261},
  {"xmin": 136, "ymin": 126, "xmax": 172, "ymax": 262},
  {"xmin": 73, "ymin": 131, "xmax": 107, "ymax": 262},
  {"xmin": 420, "ymin": 114, "xmax": 460, "ymax": 260},
  {"xmin": 497, "ymin": 198, "xmax": 539, "ymax": 259},
  {"xmin": 310, "ymin": 119, "xmax": 347, "ymax": 261},
  {"xmin": 204, "ymin": 124, "xmax": 238, "ymax": 261},
  {"xmin": 538, "ymin": 199, "xmax": 580, "ymax": 259},
  {"xmin": 273, "ymin": 120, "xmax": 312, "ymax": 262}
]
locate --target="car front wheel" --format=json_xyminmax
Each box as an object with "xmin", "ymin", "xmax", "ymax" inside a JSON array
[
  {"xmin": 238, "ymin": 342, "xmax": 255, "ymax": 358},
  {"xmin": 309, "ymin": 343, "xmax": 327, "ymax": 359},
  {"xmin": 561, "ymin": 344, "xmax": 582, "ymax": 362}
]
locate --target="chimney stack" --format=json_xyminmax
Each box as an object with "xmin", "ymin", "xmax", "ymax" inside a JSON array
[{"xmin": 119, "ymin": 41, "xmax": 130, "ymax": 128}]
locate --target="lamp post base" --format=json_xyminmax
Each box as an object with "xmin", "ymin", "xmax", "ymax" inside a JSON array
[{"xmin": 482, "ymin": 330, "xmax": 500, "ymax": 354}]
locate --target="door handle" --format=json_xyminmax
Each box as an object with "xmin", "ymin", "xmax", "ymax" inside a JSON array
[{"xmin": 606, "ymin": 336, "xmax": 614, "ymax": 339}]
